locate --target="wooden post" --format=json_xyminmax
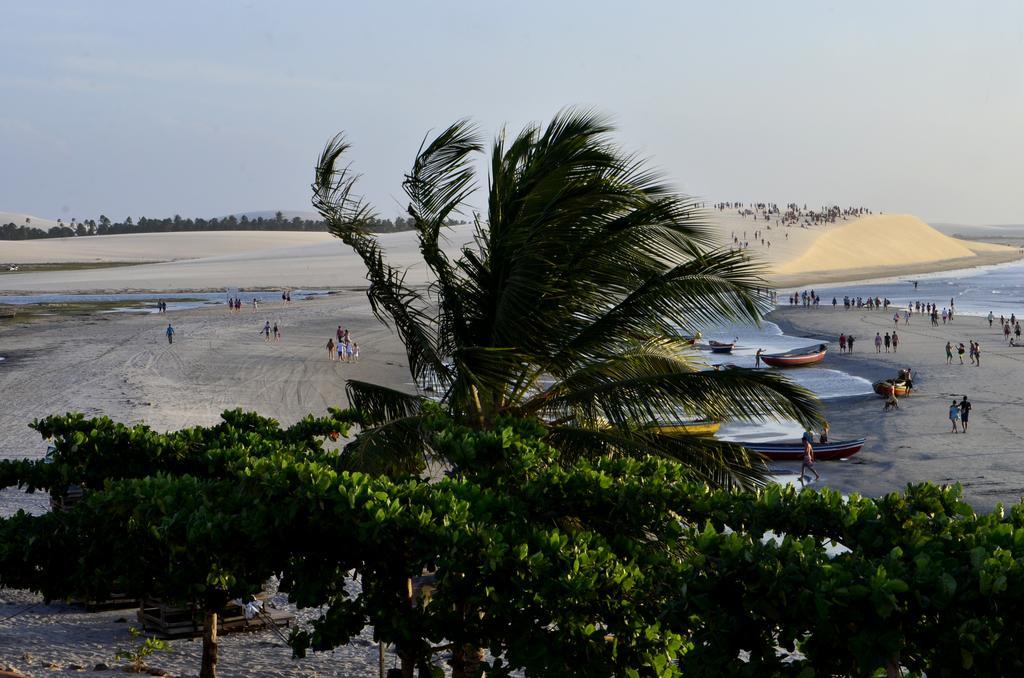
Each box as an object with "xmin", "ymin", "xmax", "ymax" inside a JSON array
[
  {"xmin": 401, "ymin": 576, "xmax": 415, "ymax": 678},
  {"xmin": 201, "ymin": 610, "xmax": 218, "ymax": 678}
]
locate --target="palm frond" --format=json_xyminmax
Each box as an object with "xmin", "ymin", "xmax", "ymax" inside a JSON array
[
  {"xmin": 405, "ymin": 119, "xmax": 483, "ymax": 281},
  {"xmin": 345, "ymin": 380, "xmax": 424, "ymax": 427},
  {"xmin": 317, "ymin": 110, "xmax": 822, "ymax": 485},
  {"xmin": 313, "ymin": 135, "xmax": 450, "ymax": 383},
  {"xmin": 544, "ymin": 425, "xmax": 770, "ymax": 490},
  {"xmin": 549, "ymin": 248, "xmax": 771, "ymax": 366},
  {"xmin": 537, "ymin": 354, "xmax": 820, "ymax": 429},
  {"xmin": 340, "ymin": 415, "xmax": 432, "ymax": 477}
]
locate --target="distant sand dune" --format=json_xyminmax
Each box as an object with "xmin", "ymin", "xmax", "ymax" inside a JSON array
[
  {"xmin": 780, "ymin": 215, "xmax": 986, "ymax": 273},
  {"xmin": 768, "ymin": 214, "xmax": 1019, "ymax": 285},
  {"xmin": 0, "ymin": 226, "xmax": 476, "ymax": 292},
  {"xmin": 0, "ymin": 211, "xmax": 63, "ymax": 231},
  {"xmin": 0, "ymin": 215, "xmax": 1020, "ymax": 293},
  {"xmin": 1, "ymin": 230, "xmax": 338, "ymax": 264}
]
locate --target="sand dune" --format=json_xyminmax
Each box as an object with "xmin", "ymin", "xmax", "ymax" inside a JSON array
[
  {"xmin": 774, "ymin": 215, "xmax": 1012, "ymax": 277},
  {"xmin": 0, "ymin": 211, "xmax": 63, "ymax": 230},
  {"xmin": 1, "ymin": 230, "xmax": 338, "ymax": 263},
  {"xmin": 0, "ymin": 226, "xmax": 478, "ymax": 292},
  {"xmin": 0, "ymin": 214, "xmax": 1020, "ymax": 293},
  {"xmin": 707, "ymin": 211, "xmax": 1020, "ymax": 287}
]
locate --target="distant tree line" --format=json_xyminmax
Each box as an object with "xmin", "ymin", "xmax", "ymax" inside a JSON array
[{"xmin": 0, "ymin": 211, "xmax": 445, "ymax": 240}]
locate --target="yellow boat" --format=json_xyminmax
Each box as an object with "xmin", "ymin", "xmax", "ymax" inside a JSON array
[{"xmin": 654, "ymin": 420, "xmax": 721, "ymax": 436}]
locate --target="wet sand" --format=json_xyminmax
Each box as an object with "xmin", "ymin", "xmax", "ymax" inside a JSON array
[
  {"xmin": 768, "ymin": 305, "xmax": 1024, "ymax": 511},
  {"xmin": 0, "ymin": 291, "xmax": 410, "ymax": 676}
]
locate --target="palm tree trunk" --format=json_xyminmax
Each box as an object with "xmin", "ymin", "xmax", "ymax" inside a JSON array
[
  {"xmin": 201, "ymin": 610, "xmax": 218, "ymax": 678},
  {"xmin": 450, "ymin": 644, "xmax": 485, "ymax": 678}
]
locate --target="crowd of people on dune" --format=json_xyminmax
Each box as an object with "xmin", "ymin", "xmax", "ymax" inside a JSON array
[
  {"xmin": 716, "ymin": 201, "xmax": 872, "ymax": 254},
  {"xmin": 717, "ymin": 201, "xmax": 871, "ymax": 226}
]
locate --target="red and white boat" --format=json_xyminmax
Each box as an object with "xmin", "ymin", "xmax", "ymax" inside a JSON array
[
  {"xmin": 761, "ymin": 344, "xmax": 827, "ymax": 367},
  {"xmin": 744, "ymin": 437, "xmax": 865, "ymax": 461}
]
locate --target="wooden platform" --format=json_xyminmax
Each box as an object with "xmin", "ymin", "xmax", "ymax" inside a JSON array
[
  {"xmin": 137, "ymin": 598, "xmax": 294, "ymax": 639},
  {"xmin": 68, "ymin": 592, "xmax": 139, "ymax": 612}
]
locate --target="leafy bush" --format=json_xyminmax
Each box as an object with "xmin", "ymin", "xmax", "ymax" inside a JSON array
[{"xmin": 3, "ymin": 411, "xmax": 1024, "ymax": 676}]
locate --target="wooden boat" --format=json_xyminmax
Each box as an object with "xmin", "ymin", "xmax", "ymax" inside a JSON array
[
  {"xmin": 744, "ymin": 437, "xmax": 866, "ymax": 461},
  {"xmin": 654, "ymin": 419, "xmax": 721, "ymax": 436},
  {"xmin": 707, "ymin": 339, "xmax": 736, "ymax": 354},
  {"xmin": 874, "ymin": 380, "xmax": 910, "ymax": 397},
  {"xmin": 761, "ymin": 344, "xmax": 827, "ymax": 367}
]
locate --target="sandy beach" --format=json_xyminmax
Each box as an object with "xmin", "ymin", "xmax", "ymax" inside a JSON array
[
  {"xmin": 2, "ymin": 212, "xmax": 1020, "ymax": 294},
  {"xmin": 768, "ymin": 304, "xmax": 1024, "ymax": 511},
  {"xmin": 0, "ymin": 293, "xmax": 409, "ymax": 677},
  {"xmin": 1, "ymin": 214, "xmax": 1022, "ymax": 675},
  {"xmin": 706, "ymin": 210, "xmax": 1022, "ymax": 288}
]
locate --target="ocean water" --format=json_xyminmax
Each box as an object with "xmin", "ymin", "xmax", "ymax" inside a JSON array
[
  {"xmin": 798, "ymin": 259, "xmax": 1024, "ymax": 318},
  {"xmin": 0, "ymin": 289, "xmax": 332, "ymax": 313},
  {"xmin": 729, "ymin": 258, "xmax": 1024, "ymax": 446},
  {"xmin": 686, "ymin": 317, "xmax": 873, "ymax": 445},
  {"xmin": 696, "ymin": 320, "xmax": 871, "ymax": 398}
]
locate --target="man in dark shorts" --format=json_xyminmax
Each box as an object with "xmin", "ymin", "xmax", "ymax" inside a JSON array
[
  {"xmin": 959, "ymin": 396, "xmax": 972, "ymax": 432},
  {"xmin": 800, "ymin": 429, "xmax": 820, "ymax": 482}
]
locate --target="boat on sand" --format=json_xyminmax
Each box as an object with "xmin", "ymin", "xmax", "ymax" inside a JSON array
[
  {"xmin": 874, "ymin": 380, "xmax": 910, "ymax": 397},
  {"xmin": 743, "ymin": 437, "xmax": 865, "ymax": 461},
  {"xmin": 761, "ymin": 344, "xmax": 827, "ymax": 367},
  {"xmin": 654, "ymin": 419, "xmax": 721, "ymax": 436},
  {"xmin": 707, "ymin": 339, "xmax": 737, "ymax": 354}
]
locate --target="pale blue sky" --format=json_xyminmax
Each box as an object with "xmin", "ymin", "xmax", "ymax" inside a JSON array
[{"xmin": 1, "ymin": 2, "xmax": 1022, "ymax": 224}]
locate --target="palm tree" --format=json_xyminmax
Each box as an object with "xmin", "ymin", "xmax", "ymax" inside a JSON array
[{"xmin": 313, "ymin": 110, "xmax": 819, "ymax": 488}]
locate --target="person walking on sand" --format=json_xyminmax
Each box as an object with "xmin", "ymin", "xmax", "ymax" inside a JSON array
[
  {"xmin": 801, "ymin": 429, "xmax": 820, "ymax": 482},
  {"xmin": 165, "ymin": 323, "xmax": 175, "ymax": 345},
  {"xmin": 975, "ymin": 341, "xmax": 981, "ymax": 367},
  {"xmin": 839, "ymin": 333, "xmax": 846, "ymax": 353},
  {"xmin": 262, "ymin": 321, "xmax": 271, "ymax": 342},
  {"xmin": 847, "ymin": 335, "xmax": 855, "ymax": 353},
  {"xmin": 875, "ymin": 333, "xmax": 883, "ymax": 353},
  {"xmin": 957, "ymin": 342, "xmax": 966, "ymax": 364},
  {"xmin": 326, "ymin": 338, "xmax": 335, "ymax": 361},
  {"xmin": 352, "ymin": 342, "xmax": 360, "ymax": 362},
  {"xmin": 945, "ymin": 341, "xmax": 953, "ymax": 365},
  {"xmin": 892, "ymin": 331, "xmax": 899, "ymax": 353},
  {"xmin": 884, "ymin": 332, "xmax": 891, "ymax": 353},
  {"xmin": 959, "ymin": 395, "xmax": 972, "ymax": 432},
  {"xmin": 988, "ymin": 311, "xmax": 994, "ymax": 327},
  {"xmin": 949, "ymin": 399, "xmax": 961, "ymax": 433},
  {"xmin": 273, "ymin": 322, "xmax": 281, "ymax": 342}
]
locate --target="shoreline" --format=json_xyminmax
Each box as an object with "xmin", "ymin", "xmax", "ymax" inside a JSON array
[
  {"xmin": 767, "ymin": 248, "xmax": 1023, "ymax": 289},
  {"xmin": 2, "ymin": 251, "xmax": 1019, "ymax": 297},
  {"xmin": 0, "ymin": 285, "xmax": 370, "ymax": 297},
  {"xmin": 766, "ymin": 304, "xmax": 1024, "ymax": 512}
]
